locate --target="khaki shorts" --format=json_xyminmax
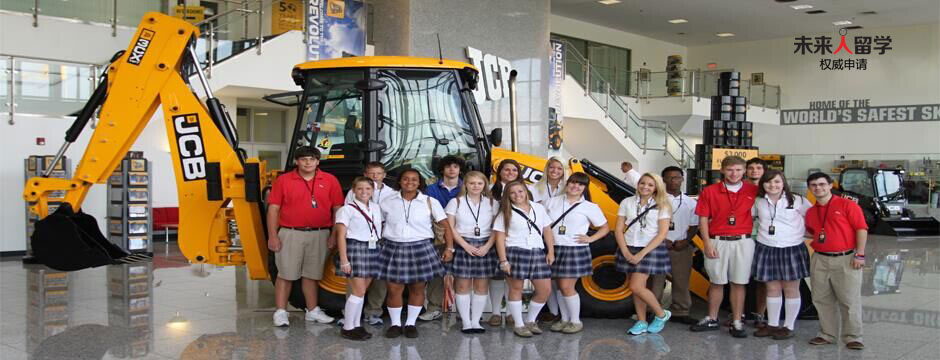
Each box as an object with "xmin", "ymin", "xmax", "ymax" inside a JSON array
[
  {"xmin": 275, "ymin": 228, "xmax": 330, "ymax": 281},
  {"xmin": 704, "ymin": 237, "xmax": 755, "ymax": 285}
]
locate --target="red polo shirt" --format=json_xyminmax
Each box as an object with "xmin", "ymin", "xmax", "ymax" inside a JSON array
[
  {"xmin": 695, "ymin": 181, "xmax": 758, "ymax": 236},
  {"xmin": 805, "ymin": 195, "xmax": 868, "ymax": 253},
  {"xmin": 268, "ymin": 169, "xmax": 343, "ymax": 228}
]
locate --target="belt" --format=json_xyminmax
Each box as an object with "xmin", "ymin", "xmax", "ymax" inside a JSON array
[
  {"xmin": 282, "ymin": 226, "xmax": 331, "ymax": 232},
  {"xmin": 715, "ymin": 235, "xmax": 749, "ymax": 241},
  {"xmin": 815, "ymin": 249, "xmax": 855, "ymax": 257}
]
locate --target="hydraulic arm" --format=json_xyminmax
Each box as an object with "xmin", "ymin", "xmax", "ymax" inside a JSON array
[{"xmin": 22, "ymin": 13, "xmax": 270, "ymax": 279}]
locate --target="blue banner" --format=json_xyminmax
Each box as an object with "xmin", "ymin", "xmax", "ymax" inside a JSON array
[{"xmin": 306, "ymin": 0, "xmax": 365, "ymax": 60}]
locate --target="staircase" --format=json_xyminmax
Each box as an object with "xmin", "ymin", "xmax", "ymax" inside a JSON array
[{"xmin": 558, "ymin": 40, "xmax": 697, "ymax": 168}]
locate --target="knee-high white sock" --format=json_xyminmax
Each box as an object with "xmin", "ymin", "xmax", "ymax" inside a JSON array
[
  {"xmin": 388, "ymin": 306, "xmax": 402, "ymax": 327},
  {"xmin": 766, "ymin": 296, "xmax": 783, "ymax": 327},
  {"xmin": 490, "ymin": 281, "xmax": 506, "ymax": 313},
  {"xmin": 456, "ymin": 293, "xmax": 472, "ymax": 329},
  {"xmin": 525, "ymin": 301, "xmax": 545, "ymax": 323},
  {"xmin": 508, "ymin": 300, "xmax": 524, "ymax": 328},
  {"xmin": 547, "ymin": 283, "xmax": 559, "ymax": 315},
  {"xmin": 405, "ymin": 305, "xmax": 422, "ymax": 326},
  {"xmin": 556, "ymin": 290, "xmax": 570, "ymax": 322},
  {"xmin": 471, "ymin": 293, "xmax": 489, "ymax": 328},
  {"xmin": 343, "ymin": 295, "xmax": 364, "ymax": 330},
  {"xmin": 565, "ymin": 294, "xmax": 582, "ymax": 324},
  {"xmin": 784, "ymin": 298, "xmax": 801, "ymax": 330}
]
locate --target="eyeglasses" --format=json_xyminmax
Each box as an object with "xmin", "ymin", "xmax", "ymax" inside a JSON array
[{"xmin": 296, "ymin": 157, "xmax": 318, "ymax": 162}]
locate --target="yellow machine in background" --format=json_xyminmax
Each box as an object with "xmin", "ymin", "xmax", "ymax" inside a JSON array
[{"xmin": 24, "ymin": 12, "xmax": 711, "ymax": 316}]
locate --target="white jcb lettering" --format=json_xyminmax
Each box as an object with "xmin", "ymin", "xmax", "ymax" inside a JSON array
[
  {"xmin": 182, "ymin": 157, "xmax": 206, "ymax": 180},
  {"xmin": 175, "ymin": 117, "xmax": 199, "ymax": 134},
  {"xmin": 178, "ymin": 134, "xmax": 203, "ymax": 157}
]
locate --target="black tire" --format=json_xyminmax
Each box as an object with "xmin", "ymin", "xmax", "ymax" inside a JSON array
[{"xmin": 577, "ymin": 234, "xmax": 634, "ymax": 318}]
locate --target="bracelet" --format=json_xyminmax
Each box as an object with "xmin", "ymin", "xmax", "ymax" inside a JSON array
[
  {"xmin": 341, "ymin": 262, "xmax": 351, "ymax": 267},
  {"xmin": 446, "ymin": 248, "xmax": 455, "ymax": 253},
  {"xmin": 499, "ymin": 260, "xmax": 509, "ymax": 265}
]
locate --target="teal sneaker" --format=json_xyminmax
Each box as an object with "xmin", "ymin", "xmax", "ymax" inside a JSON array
[
  {"xmin": 648, "ymin": 310, "xmax": 672, "ymax": 334},
  {"xmin": 628, "ymin": 320, "xmax": 649, "ymax": 335}
]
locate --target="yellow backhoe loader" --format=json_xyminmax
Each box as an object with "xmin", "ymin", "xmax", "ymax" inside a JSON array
[{"xmin": 23, "ymin": 12, "xmax": 711, "ymax": 316}]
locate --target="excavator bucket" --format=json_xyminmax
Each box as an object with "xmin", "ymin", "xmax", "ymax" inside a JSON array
[{"xmin": 30, "ymin": 203, "xmax": 132, "ymax": 271}]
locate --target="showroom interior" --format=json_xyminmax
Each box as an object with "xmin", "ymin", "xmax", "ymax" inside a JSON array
[{"xmin": 1, "ymin": 0, "xmax": 938, "ymax": 359}]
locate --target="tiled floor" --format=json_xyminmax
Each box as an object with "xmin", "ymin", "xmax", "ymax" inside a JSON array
[{"xmin": 1, "ymin": 242, "xmax": 938, "ymax": 360}]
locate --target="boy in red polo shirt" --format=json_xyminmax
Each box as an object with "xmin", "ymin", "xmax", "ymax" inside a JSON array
[
  {"xmin": 690, "ymin": 156, "xmax": 757, "ymax": 338},
  {"xmin": 267, "ymin": 146, "xmax": 344, "ymax": 327},
  {"xmin": 804, "ymin": 172, "xmax": 868, "ymax": 350}
]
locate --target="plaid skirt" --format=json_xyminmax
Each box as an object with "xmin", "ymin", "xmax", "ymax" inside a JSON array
[
  {"xmin": 615, "ymin": 244, "xmax": 671, "ymax": 275},
  {"xmin": 505, "ymin": 246, "xmax": 552, "ymax": 280},
  {"xmin": 751, "ymin": 242, "xmax": 810, "ymax": 282},
  {"xmin": 551, "ymin": 245, "xmax": 593, "ymax": 278},
  {"xmin": 377, "ymin": 239, "xmax": 446, "ymax": 284},
  {"xmin": 449, "ymin": 237, "xmax": 497, "ymax": 279},
  {"xmin": 334, "ymin": 239, "xmax": 381, "ymax": 278}
]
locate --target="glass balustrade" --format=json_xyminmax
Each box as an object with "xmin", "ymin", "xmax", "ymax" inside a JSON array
[{"xmin": 1, "ymin": 57, "xmax": 99, "ymax": 118}]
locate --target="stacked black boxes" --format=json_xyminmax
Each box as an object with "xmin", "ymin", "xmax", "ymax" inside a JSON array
[{"xmin": 688, "ymin": 72, "xmax": 758, "ymax": 195}]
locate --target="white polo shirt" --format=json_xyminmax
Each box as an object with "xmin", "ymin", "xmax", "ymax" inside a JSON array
[
  {"xmin": 666, "ymin": 193, "xmax": 699, "ymax": 241},
  {"xmin": 544, "ymin": 196, "xmax": 607, "ymax": 247},
  {"xmin": 617, "ymin": 196, "xmax": 671, "ymax": 247},
  {"xmin": 531, "ymin": 182, "xmax": 564, "ymax": 204},
  {"xmin": 335, "ymin": 199, "xmax": 383, "ymax": 242},
  {"xmin": 753, "ymin": 194, "xmax": 812, "ymax": 247},
  {"xmin": 493, "ymin": 201, "xmax": 551, "ymax": 249},
  {"xmin": 345, "ymin": 181, "xmax": 396, "ymax": 205},
  {"xmin": 445, "ymin": 195, "xmax": 497, "ymax": 238},
  {"xmin": 380, "ymin": 191, "xmax": 447, "ymax": 243}
]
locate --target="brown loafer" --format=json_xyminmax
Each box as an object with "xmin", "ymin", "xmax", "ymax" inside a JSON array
[
  {"xmin": 385, "ymin": 325, "xmax": 402, "ymax": 338},
  {"xmin": 808, "ymin": 337, "xmax": 833, "ymax": 345},
  {"xmin": 772, "ymin": 327, "xmax": 794, "ymax": 340},
  {"xmin": 754, "ymin": 325, "xmax": 778, "ymax": 338},
  {"xmin": 488, "ymin": 314, "xmax": 502, "ymax": 327},
  {"xmin": 341, "ymin": 328, "xmax": 369, "ymax": 341},
  {"xmin": 404, "ymin": 325, "xmax": 419, "ymax": 338},
  {"xmin": 846, "ymin": 341, "xmax": 865, "ymax": 350}
]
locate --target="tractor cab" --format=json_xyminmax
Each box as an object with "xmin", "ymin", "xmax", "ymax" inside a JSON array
[
  {"xmin": 266, "ymin": 56, "xmax": 502, "ymax": 186},
  {"xmin": 836, "ymin": 167, "xmax": 940, "ymax": 238}
]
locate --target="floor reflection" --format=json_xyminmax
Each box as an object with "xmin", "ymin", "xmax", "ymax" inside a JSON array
[{"xmin": 2, "ymin": 241, "xmax": 938, "ymax": 360}]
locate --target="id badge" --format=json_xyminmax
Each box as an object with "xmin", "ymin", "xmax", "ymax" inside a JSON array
[
  {"xmin": 558, "ymin": 225, "xmax": 567, "ymax": 235},
  {"xmin": 368, "ymin": 238, "xmax": 377, "ymax": 249},
  {"xmin": 311, "ymin": 199, "xmax": 318, "ymax": 209},
  {"xmin": 474, "ymin": 227, "xmax": 481, "ymax": 236},
  {"xmin": 768, "ymin": 225, "xmax": 776, "ymax": 236},
  {"xmin": 728, "ymin": 215, "xmax": 736, "ymax": 226},
  {"xmin": 669, "ymin": 221, "xmax": 675, "ymax": 231},
  {"xmin": 818, "ymin": 231, "xmax": 826, "ymax": 243}
]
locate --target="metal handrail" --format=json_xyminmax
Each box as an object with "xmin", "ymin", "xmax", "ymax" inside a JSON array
[
  {"xmin": 197, "ymin": 0, "xmax": 274, "ymax": 77},
  {"xmin": 2, "ymin": 53, "xmax": 104, "ymax": 125}
]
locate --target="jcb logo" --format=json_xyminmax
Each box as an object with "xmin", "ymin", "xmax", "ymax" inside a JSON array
[
  {"xmin": 172, "ymin": 114, "xmax": 207, "ymax": 181},
  {"xmin": 127, "ymin": 29, "xmax": 155, "ymax": 65}
]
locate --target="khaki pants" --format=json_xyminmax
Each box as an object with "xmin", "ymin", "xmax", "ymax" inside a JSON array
[
  {"xmin": 648, "ymin": 245, "xmax": 694, "ymax": 316},
  {"xmin": 811, "ymin": 253, "xmax": 863, "ymax": 343},
  {"xmin": 347, "ymin": 278, "xmax": 387, "ymax": 316},
  {"xmin": 425, "ymin": 243, "xmax": 446, "ymax": 312}
]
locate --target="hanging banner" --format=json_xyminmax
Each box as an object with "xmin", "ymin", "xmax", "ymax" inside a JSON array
[
  {"xmin": 548, "ymin": 40, "xmax": 565, "ymax": 151},
  {"xmin": 306, "ymin": 0, "xmax": 365, "ymax": 61},
  {"xmin": 272, "ymin": 0, "xmax": 303, "ymax": 35},
  {"xmin": 780, "ymin": 99, "xmax": 940, "ymax": 125},
  {"xmin": 173, "ymin": 5, "xmax": 205, "ymax": 24}
]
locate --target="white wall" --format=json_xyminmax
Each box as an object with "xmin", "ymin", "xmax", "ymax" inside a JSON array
[
  {"xmin": 551, "ymin": 15, "xmax": 687, "ymax": 71},
  {"xmin": 0, "ymin": 13, "xmax": 137, "ymax": 64},
  {"xmin": 687, "ymin": 23, "xmax": 940, "ymax": 156}
]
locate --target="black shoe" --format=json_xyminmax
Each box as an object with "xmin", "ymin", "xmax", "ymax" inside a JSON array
[
  {"xmin": 385, "ymin": 325, "xmax": 402, "ymax": 338},
  {"xmin": 461, "ymin": 327, "xmax": 475, "ymax": 334},
  {"xmin": 690, "ymin": 318, "xmax": 719, "ymax": 332},
  {"xmin": 730, "ymin": 322, "xmax": 748, "ymax": 338},
  {"xmin": 404, "ymin": 325, "xmax": 419, "ymax": 338},
  {"xmin": 341, "ymin": 328, "xmax": 369, "ymax": 341},
  {"xmin": 670, "ymin": 315, "xmax": 697, "ymax": 325},
  {"xmin": 471, "ymin": 327, "xmax": 486, "ymax": 334},
  {"xmin": 355, "ymin": 326, "xmax": 372, "ymax": 339}
]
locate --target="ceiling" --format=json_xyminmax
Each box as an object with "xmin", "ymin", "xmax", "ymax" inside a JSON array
[{"xmin": 551, "ymin": 0, "xmax": 939, "ymax": 46}]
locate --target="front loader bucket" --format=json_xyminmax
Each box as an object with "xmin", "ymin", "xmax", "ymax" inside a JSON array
[{"xmin": 30, "ymin": 203, "xmax": 131, "ymax": 271}]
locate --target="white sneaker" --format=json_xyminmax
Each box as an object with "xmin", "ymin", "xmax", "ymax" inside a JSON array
[
  {"xmin": 305, "ymin": 307, "xmax": 335, "ymax": 323},
  {"xmin": 418, "ymin": 309, "xmax": 442, "ymax": 321},
  {"xmin": 366, "ymin": 314, "xmax": 385, "ymax": 326},
  {"xmin": 273, "ymin": 309, "xmax": 290, "ymax": 327}
]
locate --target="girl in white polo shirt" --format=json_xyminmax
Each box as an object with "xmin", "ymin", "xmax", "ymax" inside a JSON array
[
  {"xmin": 615, "ymin": 173, "xmax": 673, "ymax": 335},
  {"xmin": 487, "ymin": 159, "xmax": 534, "ymax": 327},
  {"xmin": 751, "ymin": 170, "xmax": 812, "ymax": 340},
  {"xmin": 494, "ymin": 181, "xmax": 556, "ymax": 338},
  {"xmin": 377, "ymin": 168, "xmax": 453, "ymax": 339},
  {"xmin": 545, "ymin": 172, "xmax": 609, "ymax": 334},
  {"xmin": 532, "ymin": 156, "xmax": 568, "ymax": 203},
  {"xmin": 445, "ymin": 171, "xmax": 498, "ymax": 333},
  {"xmin": 335, "ymin": 177, "xmax": 383, "ymax": 341}
]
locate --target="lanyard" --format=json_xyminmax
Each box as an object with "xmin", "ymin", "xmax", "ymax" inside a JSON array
[
  {"xmin": 723, "ymin": 182, "xmax": 741, "ymax": 221},
  {"xmin": 402, "ymin": 197, "xmax": 414, "ymax": 224},
  {"xmin": 301, "ymin": 170, "xmax": 318, "ymax": 199},
  {"xmin": 349, "ymin": 201, "xmax": 379, "ymax": 239},
  {"xmin": 511, "ymin": 205, "xmax": 540, "ymax": 236},
  {"xmin": 671, "ymin": 195, "xmax": 683, "ymax": 216},
  {"xmin": 547, "ymin": 183, "xmax": 560, "ymax": 198},
  {"xmin": 465, "ymin": 194, "xmax": 483, "ymax": 227},
  {"xmin": 551, "ymin": 200, "xmax": 582, "ymax": 228},
  {"xmin": 374, "ymin": 183, "xmax": 383, "ymax": 201},
  {"xmin": 817, "ymin": 201, "xmax": 832, "ymax": 234}
]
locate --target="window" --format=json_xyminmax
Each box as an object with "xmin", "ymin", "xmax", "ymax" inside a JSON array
[
  {"xmin": 551, "ymin": 34, "xmax": 632, "ymax": 96},
  {"xmin": 840, "ymin": 169, "xmax": 873, "ymax": 197},
  {"xmin": 296, "ymin": 69, "xmax": 365, "ymax": 157},
  {"xmin": 235, "ymin": 108, "xmax": 288, "ymax": 144},
  {"xmin": 375, "ymin": 69, "xmax": 479, "ymax": 178}
]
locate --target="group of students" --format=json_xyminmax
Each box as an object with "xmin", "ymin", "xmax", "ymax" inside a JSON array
[{"xmin": 268, "ymin": 146, "xmax": 868, "ymax": 350}]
